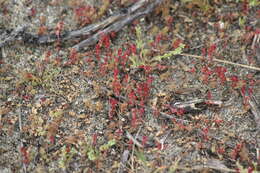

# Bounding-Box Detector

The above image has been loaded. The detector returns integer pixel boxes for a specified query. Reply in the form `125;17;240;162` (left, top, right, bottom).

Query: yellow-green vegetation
59;146;78;169
135;149;148;166
180;0;212;13
85;139;116;161
239;16;246;28
17;71;41;87
153;43;185;61
40;65;62;89
130;25;185;68
231;0;260;6
15;64;61;90
129;25;149;68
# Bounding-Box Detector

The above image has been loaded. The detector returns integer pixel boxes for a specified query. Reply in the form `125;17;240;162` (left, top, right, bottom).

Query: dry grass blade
180;53;260;71
125;130;143;148
18;108;27;173
175;159;236;172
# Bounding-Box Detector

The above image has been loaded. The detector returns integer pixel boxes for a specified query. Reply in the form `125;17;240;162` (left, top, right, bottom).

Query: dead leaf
239;144;249;162
95;101;103;112
166;82;178;91
177;60;190;72
0;107;10;115
65;135;78;145
68;111;77;117
160;71;172;81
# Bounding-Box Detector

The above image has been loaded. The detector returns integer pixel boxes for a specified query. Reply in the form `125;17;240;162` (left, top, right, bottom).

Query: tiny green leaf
100;139;116;151
154;43;185;61
135;150;147;165
87;148;99;161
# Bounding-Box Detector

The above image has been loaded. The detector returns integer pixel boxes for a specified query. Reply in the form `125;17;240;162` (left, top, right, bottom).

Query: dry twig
18;107;27;173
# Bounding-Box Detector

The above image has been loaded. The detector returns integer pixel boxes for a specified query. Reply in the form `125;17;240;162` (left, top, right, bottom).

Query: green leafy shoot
129;25;148;68
59;146;77;169
135;25;143;50
135;149;147;165
84;141;100;161
129;55;145;68
87;148;99;161
100;139;116;151
153;43;185;61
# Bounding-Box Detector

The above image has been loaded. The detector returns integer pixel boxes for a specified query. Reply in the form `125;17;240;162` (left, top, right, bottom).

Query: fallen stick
0;25;27;48
37;0;151;44
73;0;164;50
0;0;164;49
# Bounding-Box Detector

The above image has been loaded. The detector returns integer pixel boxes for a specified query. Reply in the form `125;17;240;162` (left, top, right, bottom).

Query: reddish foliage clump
201;66;213;83
55;21;64;38
242;0;249;15
172;39;183;49
92;133;98;146
68;48;79;64
165;15;174;26
231;143;243;160
207;44;216;59
20;146;30;165
131;108;138;128
217;146;225;155
214;66;227;84
230;75;239;88
95;43;101;61
202;127;209;141
112;80;122;97
142;136;148;147
128;140;133;150
29;7;36;17
128;90;137;106
74;5;95;26
109;98;118;119
136;81;150;100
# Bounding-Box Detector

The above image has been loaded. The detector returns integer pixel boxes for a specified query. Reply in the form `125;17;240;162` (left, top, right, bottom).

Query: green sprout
153;43;185;61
